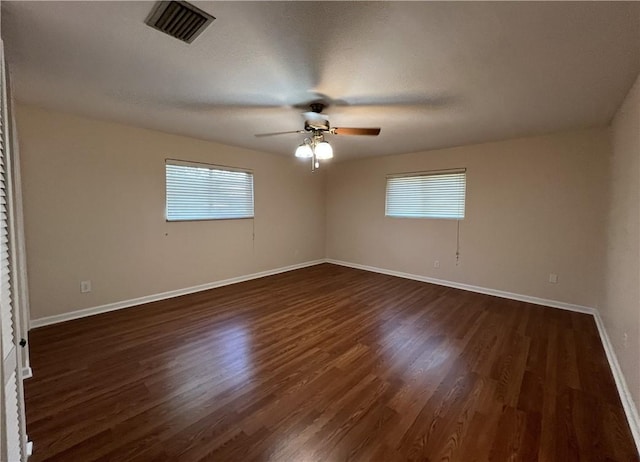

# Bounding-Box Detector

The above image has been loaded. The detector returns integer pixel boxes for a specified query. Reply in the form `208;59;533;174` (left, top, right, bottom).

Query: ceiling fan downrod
309;102;325;114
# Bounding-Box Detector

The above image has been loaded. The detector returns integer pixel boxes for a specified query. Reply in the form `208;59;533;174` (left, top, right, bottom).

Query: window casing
385;169;466;219
165;159;254;221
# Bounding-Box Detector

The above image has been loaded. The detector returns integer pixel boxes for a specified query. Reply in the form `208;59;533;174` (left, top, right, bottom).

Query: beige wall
17;105;326;320
17;104;618;320
326;128;609;308
604;73;640;411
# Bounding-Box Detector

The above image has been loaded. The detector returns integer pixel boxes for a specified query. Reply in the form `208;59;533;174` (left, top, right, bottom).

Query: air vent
145;1;214;44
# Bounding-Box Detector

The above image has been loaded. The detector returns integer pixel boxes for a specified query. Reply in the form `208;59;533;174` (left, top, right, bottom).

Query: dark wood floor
25;264;637;461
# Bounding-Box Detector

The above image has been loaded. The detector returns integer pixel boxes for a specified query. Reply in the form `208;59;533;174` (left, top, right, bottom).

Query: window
385;169;466;219
166;159;254;221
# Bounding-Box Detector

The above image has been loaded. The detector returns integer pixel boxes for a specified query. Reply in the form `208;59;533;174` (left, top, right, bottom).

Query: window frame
385;168;466;220
165;158;255;222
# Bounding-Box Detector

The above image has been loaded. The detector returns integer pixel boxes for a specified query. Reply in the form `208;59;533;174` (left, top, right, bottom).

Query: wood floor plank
24;264;638;461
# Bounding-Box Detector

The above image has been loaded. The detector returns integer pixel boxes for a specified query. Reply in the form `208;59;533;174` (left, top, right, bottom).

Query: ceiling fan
254;102;381;170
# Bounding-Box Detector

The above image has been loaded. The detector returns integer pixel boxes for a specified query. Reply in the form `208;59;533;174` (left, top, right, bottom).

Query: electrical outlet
548;273;558;284
80;280;92;293
433;260;440;269
623;332;629;349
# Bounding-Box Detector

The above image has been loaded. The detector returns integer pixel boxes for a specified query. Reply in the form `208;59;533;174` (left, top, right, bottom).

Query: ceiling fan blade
255;130;305;138
333;127;381;136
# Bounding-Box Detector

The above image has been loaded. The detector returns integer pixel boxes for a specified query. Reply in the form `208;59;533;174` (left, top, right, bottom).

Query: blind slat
385;172;466;219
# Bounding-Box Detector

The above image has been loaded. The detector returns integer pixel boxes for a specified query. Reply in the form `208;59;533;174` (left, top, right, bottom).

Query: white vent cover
145;1;215;44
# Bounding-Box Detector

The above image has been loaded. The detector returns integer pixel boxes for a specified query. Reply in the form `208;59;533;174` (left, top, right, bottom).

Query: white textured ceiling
2;1;639;160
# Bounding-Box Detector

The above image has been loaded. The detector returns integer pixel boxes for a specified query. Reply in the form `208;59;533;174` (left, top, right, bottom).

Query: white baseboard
22;366;32;380
593;312;640;454
30;259;325;328
325;259;595;314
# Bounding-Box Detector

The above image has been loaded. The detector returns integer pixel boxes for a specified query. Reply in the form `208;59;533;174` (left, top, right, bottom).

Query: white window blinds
386;169;466;219
166;160;254;221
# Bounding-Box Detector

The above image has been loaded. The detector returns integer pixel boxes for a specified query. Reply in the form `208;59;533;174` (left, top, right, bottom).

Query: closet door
0;39;26;462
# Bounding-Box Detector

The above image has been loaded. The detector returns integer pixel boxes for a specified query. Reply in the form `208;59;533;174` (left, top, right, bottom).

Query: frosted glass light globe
295;144;313;158
314;141;333;160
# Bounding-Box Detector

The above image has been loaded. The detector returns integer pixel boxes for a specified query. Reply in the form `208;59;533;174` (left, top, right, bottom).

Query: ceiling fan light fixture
295;143;313;158
314;141;333;160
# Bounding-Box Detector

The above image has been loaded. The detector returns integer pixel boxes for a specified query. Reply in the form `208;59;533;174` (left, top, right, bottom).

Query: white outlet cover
548;273;558;284
434;260;440;268
80;280;92;293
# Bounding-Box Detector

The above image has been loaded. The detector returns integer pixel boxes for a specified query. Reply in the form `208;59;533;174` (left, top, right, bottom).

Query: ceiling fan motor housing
305;120;330;132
